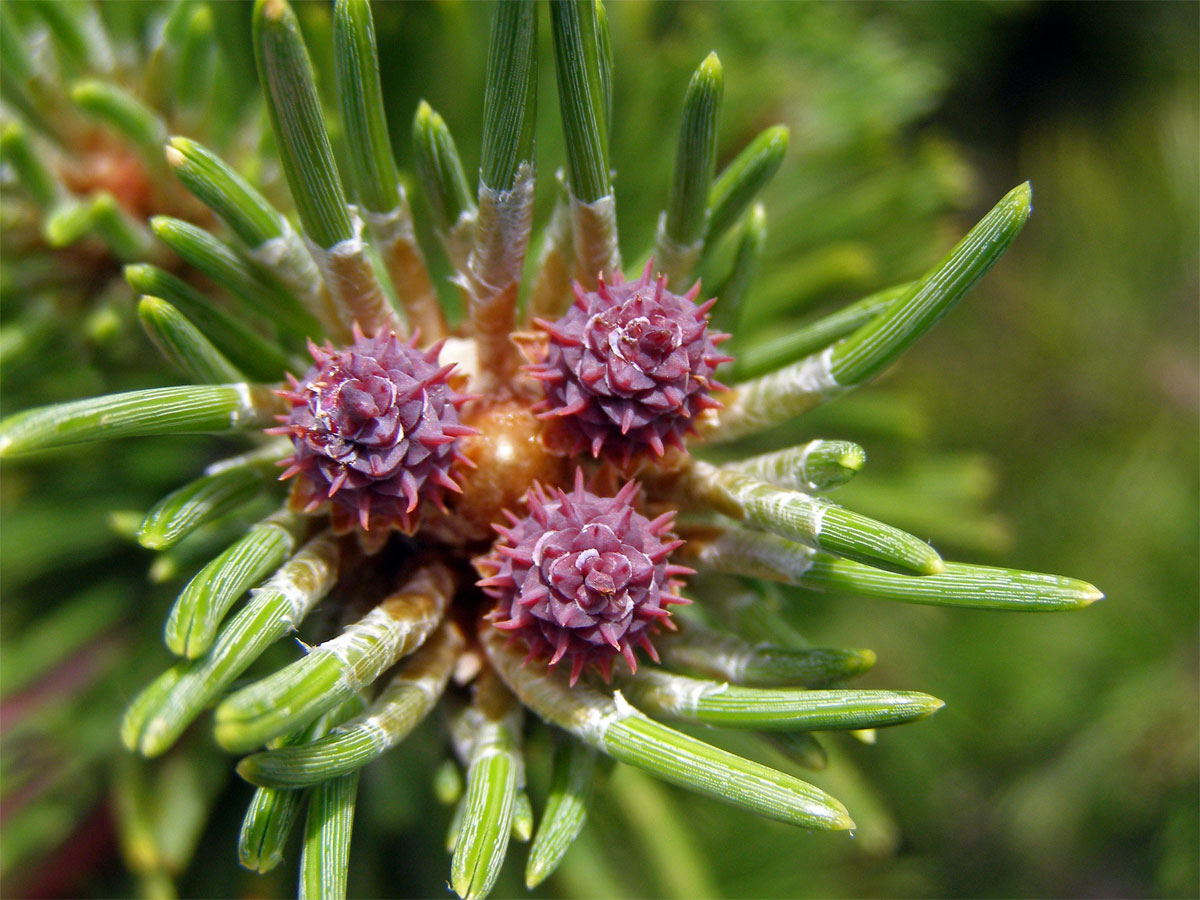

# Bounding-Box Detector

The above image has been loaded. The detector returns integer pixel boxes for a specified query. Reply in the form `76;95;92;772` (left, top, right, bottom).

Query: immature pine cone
477;470;693;684
273;327;475;535
531;261;732;463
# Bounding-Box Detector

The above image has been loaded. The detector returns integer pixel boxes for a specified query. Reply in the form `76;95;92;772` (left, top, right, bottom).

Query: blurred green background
2;1;1196;897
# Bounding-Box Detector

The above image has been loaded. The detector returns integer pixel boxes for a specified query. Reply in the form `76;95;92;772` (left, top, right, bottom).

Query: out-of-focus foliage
877;8;1199;894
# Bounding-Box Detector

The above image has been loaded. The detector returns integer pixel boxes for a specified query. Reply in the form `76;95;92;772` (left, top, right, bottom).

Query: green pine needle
138;467;266;551
664;51;724;252
165;137;285;248
525;740;596;888
412;101;477;241
137;296;247;385
0;385;278;458
707;125;789;249
626;670;945;732
165;510;303;659
334;0;401;214
254;0;354;250
550;0;610;203
480;0;538;193
831;182;1033;385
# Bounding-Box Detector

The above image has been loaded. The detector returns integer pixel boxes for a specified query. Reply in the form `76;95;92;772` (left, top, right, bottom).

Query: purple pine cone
531;261;732;463
476;470;693;685
271;327;476;535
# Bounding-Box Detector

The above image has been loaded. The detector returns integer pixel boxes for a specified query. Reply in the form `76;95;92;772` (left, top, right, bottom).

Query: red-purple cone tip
476;469;694;685
270;326;476;535
531;260;733;463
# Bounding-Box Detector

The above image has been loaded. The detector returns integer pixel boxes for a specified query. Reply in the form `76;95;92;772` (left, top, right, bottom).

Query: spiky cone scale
271;326;477;539
530;260;732;465
476;470;693;685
